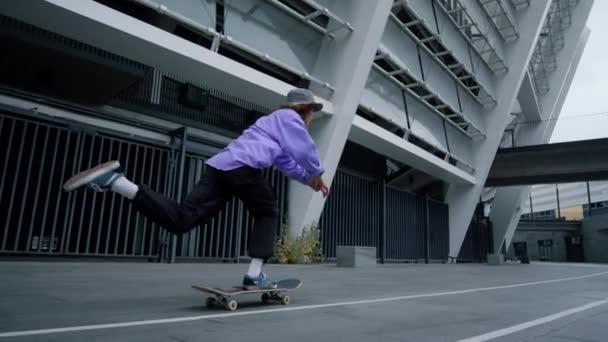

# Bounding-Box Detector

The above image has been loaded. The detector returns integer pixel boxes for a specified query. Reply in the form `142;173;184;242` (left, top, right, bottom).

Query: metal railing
263;0;354;37
528;0;578;96
435;0;509;73
357;105;476;175
130;0;335;92
477;0;520;41
510;0;531;10
390;2;497;107
373;46;486;139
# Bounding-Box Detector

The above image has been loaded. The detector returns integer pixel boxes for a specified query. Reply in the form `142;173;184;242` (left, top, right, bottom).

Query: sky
550;0;608;143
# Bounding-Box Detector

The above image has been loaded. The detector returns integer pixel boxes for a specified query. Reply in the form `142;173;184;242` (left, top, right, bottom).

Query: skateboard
192;278;301;311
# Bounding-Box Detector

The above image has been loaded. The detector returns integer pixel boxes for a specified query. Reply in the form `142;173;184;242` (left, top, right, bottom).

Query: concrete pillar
287;0;392;237
491;20;592;253
445;0;552;258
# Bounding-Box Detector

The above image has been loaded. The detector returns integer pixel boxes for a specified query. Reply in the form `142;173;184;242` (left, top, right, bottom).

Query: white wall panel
224;0;322;74
420;49;460;110
381;18;423;80
362;69;408;128
406;91;449;151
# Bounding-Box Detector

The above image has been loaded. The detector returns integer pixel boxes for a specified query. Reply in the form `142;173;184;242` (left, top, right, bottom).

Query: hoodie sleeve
272;109;324;177
274;153;310;184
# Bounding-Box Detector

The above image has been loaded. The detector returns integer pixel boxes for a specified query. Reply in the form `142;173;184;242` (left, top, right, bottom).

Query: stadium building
0;0;593;263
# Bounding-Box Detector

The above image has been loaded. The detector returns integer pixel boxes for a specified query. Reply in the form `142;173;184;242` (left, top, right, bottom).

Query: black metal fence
0;111;287;261
319;171;450;262
0;112;167;257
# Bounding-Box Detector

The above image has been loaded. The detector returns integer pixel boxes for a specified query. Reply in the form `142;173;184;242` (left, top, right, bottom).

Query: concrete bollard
487;253;505;265
336;246;377;267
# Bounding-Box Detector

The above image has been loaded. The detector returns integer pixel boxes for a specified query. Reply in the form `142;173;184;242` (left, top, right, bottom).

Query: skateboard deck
192;278;301;311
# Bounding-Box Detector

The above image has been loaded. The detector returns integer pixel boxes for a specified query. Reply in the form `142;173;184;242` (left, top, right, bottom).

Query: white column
287;0;392;237
490;21;592;253
445;0;552;258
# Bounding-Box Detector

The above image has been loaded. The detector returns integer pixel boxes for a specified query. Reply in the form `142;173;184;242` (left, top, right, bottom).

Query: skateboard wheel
280;295;290;305
205;297;217;308
226;299;238;311
261;293;271;304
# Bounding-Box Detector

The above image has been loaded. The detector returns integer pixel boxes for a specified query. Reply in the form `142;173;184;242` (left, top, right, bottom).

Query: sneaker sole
63;160;120;192
243;285;278;291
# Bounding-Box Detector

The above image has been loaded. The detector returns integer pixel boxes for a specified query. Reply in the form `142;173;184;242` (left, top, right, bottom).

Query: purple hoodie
206;108;324;184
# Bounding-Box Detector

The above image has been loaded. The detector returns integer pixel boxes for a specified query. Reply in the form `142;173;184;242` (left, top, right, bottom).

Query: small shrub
273;223;324;264
274;224;293;264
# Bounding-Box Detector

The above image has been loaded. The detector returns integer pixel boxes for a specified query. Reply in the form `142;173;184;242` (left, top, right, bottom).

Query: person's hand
308;176;329;198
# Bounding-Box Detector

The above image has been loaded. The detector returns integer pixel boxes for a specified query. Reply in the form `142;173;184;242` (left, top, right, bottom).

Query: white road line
532;262;608;268
457;298;608;342
1;271;607;338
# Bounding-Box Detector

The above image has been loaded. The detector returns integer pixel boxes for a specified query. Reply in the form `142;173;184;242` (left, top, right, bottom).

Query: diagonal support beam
445;0;552;259
287;0;393;239
490;19;592;254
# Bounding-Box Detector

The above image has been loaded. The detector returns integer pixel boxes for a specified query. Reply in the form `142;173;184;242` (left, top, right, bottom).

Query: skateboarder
63;88;329;290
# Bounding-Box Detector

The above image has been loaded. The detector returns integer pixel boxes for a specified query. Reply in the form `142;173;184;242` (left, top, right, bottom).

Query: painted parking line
457;298;608;342
1;271;607;338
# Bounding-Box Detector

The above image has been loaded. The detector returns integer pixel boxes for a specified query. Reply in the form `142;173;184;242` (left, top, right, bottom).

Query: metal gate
319;170;450;262
318;170;381;259
385;187;425;261
0;111;171;258
0;111;287;261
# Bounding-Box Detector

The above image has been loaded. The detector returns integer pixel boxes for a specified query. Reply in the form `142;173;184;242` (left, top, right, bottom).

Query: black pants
131;166;279;259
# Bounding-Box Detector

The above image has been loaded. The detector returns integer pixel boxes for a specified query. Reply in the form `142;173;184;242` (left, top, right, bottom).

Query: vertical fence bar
348;174;354;247
139;146;152;255
171;127;187;263
13;124;39;251
0;118;16;242
86;137;104;254
586;181;592;217
195;161;204;258
158;147;174;262
132;145;148;255
149;148;161;256
105;140;123;255
380;179;386;263
95;138;112;254
235;202;243;262
116;142;132;255
183;158;193;257
77;135;94;254
123;142;139;256
25;125;50;252
40;127;62;254
3;121;27;251
555;184;561;219
222;201;229;259
62;132;84;254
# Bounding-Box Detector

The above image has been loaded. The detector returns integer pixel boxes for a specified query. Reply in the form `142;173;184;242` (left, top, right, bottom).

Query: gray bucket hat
285;88;323;112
